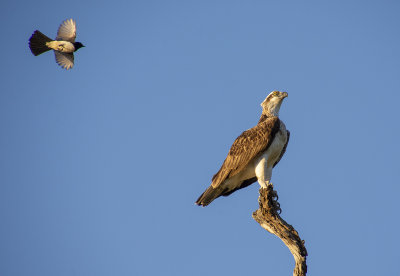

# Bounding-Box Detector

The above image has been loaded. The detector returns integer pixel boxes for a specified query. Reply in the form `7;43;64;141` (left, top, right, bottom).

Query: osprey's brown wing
195;117;281;206
220;129;289;197
211;116;280;188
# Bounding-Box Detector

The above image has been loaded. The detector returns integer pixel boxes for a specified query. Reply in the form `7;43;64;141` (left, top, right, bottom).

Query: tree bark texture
252;184;308;276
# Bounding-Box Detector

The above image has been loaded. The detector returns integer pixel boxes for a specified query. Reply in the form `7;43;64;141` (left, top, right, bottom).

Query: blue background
1;1;399;275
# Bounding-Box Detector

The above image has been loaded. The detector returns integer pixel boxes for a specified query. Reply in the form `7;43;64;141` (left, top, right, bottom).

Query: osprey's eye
273;91;279;96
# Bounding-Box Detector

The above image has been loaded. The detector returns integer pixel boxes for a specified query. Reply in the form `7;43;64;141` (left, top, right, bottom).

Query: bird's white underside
46;41;75;53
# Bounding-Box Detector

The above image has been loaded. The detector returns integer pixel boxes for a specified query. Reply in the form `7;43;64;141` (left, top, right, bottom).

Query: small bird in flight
29;19;84;70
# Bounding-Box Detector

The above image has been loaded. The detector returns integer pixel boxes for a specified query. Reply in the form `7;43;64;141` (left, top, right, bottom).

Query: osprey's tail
195;186;221;207
29;30;52;56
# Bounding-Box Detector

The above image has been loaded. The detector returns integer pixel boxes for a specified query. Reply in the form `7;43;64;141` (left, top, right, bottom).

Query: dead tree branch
252;184;308;276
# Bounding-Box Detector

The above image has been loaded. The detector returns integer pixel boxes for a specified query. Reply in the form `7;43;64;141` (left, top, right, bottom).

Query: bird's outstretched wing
54;51;74;70
56;19;76;42
211;116;281;188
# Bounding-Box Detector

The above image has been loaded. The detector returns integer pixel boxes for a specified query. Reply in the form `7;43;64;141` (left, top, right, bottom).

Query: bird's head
73;42;85;51
261;91;288;117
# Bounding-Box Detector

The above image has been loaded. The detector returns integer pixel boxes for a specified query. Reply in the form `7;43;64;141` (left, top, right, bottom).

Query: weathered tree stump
252;184;307;276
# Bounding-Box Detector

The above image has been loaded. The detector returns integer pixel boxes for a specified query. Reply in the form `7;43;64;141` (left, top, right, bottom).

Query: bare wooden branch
252;184;308;276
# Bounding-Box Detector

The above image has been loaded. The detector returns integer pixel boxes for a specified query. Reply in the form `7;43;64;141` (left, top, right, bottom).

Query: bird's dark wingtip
195;186;219;207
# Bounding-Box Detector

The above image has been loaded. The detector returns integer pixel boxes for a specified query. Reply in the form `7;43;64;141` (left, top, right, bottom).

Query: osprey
29;19;85;70
196;91;289;206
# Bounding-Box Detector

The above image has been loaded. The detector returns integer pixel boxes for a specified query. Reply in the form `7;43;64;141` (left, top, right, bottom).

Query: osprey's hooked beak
281;92;288;98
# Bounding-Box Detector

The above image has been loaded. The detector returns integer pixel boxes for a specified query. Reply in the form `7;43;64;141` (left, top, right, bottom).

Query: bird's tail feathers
195;186;221;207
29;30;52;56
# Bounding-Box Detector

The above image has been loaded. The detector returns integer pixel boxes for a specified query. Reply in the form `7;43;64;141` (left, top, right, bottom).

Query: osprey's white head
261;91;288;117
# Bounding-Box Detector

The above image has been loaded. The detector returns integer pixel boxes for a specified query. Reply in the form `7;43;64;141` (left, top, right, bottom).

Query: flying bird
196;91;290;206
29;19;84;70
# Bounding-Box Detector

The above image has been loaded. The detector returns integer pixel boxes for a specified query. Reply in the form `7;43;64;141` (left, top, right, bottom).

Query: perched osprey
196;91;289;206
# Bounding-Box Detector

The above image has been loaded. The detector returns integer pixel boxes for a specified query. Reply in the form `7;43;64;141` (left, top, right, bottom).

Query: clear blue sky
1;1;399;275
